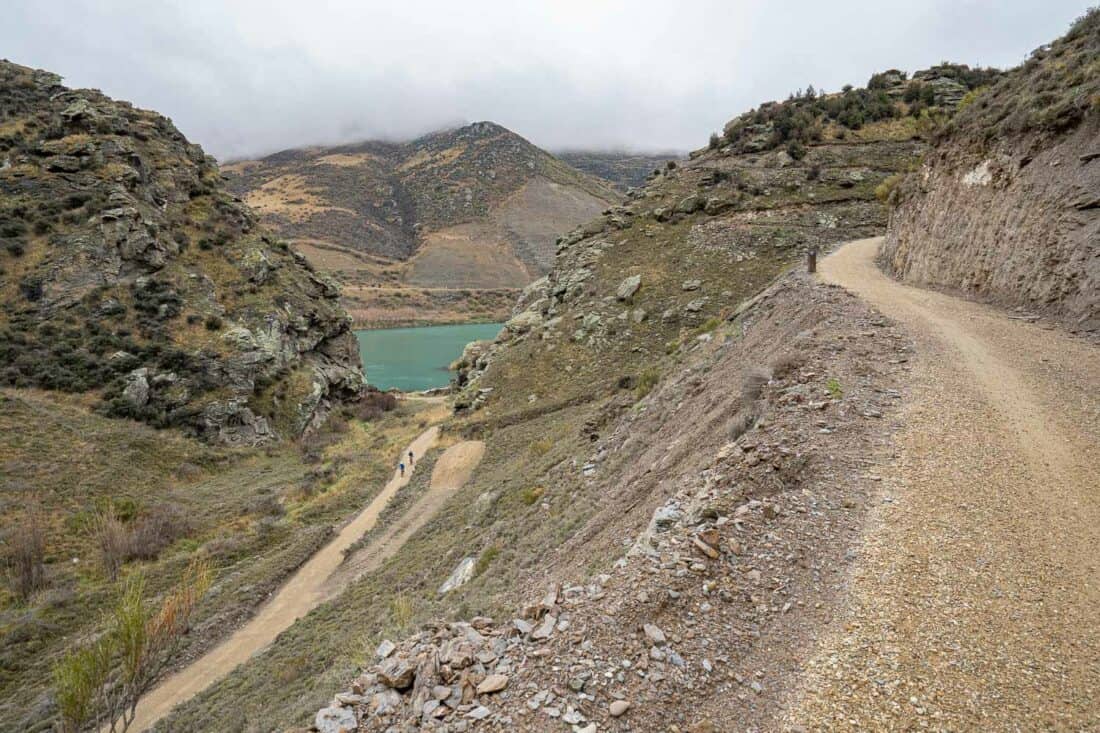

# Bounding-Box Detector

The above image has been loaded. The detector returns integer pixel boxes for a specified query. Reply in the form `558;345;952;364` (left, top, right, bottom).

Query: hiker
399;461;405;477
408;449;415;466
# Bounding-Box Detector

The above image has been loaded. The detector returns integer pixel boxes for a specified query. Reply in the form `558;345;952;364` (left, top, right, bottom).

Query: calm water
355;323;503;392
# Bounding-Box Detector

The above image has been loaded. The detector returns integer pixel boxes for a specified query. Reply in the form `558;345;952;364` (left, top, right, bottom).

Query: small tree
53;559;212;732
708;132;721;150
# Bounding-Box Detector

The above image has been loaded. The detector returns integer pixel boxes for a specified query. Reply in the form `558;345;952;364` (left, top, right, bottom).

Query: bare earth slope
881;11;1100;331
223;123;620;327
792;237;1100;730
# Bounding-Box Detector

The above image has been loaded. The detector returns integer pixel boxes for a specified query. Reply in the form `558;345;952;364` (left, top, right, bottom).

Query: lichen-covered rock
0;61;364;443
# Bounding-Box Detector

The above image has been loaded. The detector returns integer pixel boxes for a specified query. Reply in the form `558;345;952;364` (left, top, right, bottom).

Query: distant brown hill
222;123;620;327
555;150;683;189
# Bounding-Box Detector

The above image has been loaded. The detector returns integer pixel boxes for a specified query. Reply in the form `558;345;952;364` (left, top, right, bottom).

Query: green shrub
520;486;545;505
874;173;905;204
475;545;501;576
635;368;659;399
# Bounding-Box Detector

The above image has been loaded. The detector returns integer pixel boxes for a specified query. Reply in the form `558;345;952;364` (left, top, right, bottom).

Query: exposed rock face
881;15;1100;330
0;61;365;443
882;125;1100;329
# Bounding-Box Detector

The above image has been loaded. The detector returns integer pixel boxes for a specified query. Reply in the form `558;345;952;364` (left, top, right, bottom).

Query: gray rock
315;705;357;733
682;279;702;291
376;639;396;659
610;700;632;717
675;194;705;214
122;368;150;407
377;656;417;690
616;274;642;301
643;623;666;644
439;557;477;594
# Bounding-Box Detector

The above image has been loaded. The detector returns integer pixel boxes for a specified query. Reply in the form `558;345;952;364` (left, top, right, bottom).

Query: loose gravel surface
790;238;1100;731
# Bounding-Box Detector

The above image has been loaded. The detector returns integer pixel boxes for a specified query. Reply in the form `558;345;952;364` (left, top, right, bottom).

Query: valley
2;6;1099;733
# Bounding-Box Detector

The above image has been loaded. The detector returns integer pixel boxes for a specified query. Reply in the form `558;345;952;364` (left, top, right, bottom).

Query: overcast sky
3;1;1091;160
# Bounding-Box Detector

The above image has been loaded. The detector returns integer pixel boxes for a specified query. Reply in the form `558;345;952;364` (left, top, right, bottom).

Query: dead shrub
127;503;192;562
727;409;758;442
5;511;46;601
770;350;806;380
346;389;398;422
92;511;129;580
741;367;771;403
92;503;192;577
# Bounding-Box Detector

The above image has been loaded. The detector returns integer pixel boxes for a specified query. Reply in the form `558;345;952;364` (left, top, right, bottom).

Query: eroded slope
880;11;1100;330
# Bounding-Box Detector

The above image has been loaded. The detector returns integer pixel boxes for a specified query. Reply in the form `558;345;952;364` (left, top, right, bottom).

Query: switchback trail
130;426;446;731
791;238;1100;729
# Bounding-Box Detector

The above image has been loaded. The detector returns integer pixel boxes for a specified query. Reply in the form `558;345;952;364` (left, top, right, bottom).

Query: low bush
5;511;46;601
635;368;659;400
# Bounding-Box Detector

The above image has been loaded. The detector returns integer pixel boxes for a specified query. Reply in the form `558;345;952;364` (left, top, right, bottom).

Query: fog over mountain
3;1;1090;159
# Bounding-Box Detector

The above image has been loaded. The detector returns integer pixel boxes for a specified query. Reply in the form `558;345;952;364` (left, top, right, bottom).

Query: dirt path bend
325;439;485;594
790;238;1100;729
129;426;441;732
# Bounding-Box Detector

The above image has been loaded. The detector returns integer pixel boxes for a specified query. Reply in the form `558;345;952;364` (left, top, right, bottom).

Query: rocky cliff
0;61;365;444
222;124;621;327
880;11;1100;331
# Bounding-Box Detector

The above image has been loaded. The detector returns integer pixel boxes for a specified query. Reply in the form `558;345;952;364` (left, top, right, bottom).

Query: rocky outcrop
0;61;365;443
880;14;1100;331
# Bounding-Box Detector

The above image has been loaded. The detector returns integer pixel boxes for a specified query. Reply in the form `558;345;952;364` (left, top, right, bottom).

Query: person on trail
398;461;405;477
408;449;415;466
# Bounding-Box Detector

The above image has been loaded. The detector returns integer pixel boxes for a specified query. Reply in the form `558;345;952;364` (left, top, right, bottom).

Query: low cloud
3;0;1090;159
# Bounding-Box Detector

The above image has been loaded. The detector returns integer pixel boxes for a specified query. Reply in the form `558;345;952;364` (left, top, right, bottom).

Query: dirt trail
129;427;442;732
325;439;485;593
791;238;1100;729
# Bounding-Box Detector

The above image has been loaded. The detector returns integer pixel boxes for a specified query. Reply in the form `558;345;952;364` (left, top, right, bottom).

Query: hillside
554;150;682;190
0;60;455;733
0;60;364;444
880;11;1100;332
223;124;621;327
151;64;998;731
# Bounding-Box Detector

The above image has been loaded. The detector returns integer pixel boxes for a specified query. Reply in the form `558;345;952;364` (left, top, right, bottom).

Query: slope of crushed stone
309;271;916;732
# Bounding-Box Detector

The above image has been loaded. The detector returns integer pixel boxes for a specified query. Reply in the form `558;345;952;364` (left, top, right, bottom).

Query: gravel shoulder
790;237;1100;730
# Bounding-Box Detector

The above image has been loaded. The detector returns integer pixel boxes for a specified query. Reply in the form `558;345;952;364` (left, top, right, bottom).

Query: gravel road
790;238;1100;730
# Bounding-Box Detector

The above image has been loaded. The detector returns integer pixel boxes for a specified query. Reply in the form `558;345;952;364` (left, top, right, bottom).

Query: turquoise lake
355;322;503;392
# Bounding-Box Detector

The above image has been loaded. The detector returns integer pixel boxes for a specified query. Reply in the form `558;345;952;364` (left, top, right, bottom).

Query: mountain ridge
222;122;621;327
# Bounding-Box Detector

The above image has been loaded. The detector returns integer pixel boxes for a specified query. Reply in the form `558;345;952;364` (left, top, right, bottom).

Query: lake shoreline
356;322;503;392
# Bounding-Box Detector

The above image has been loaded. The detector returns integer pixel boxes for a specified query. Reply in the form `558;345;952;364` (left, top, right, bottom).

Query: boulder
315;705;357;733
378;656;417;690
675;194;705;213
616;274;642;301
122;368;150;408
505;310;542;335
439;557;477;594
